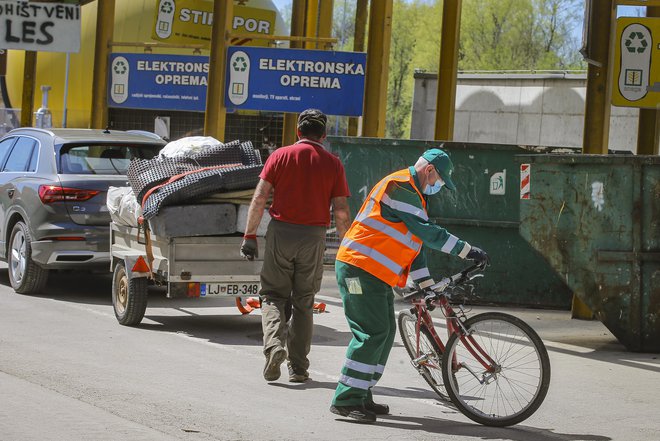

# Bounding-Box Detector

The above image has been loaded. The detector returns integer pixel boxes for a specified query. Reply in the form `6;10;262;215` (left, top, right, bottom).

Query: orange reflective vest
336;168;425;287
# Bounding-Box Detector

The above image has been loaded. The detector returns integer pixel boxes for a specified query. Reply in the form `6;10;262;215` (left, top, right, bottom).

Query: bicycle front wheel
441;312;550;426
398;309;449;401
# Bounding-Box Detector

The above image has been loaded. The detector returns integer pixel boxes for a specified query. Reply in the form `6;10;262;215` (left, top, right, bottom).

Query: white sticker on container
591;181;605;212
490;170;506;195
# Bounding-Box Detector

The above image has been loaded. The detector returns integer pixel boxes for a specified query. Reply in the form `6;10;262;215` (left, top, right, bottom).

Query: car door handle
7;189;15;199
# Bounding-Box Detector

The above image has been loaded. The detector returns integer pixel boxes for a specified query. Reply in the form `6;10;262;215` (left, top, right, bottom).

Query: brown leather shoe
263;347;287;382
288;365;310;383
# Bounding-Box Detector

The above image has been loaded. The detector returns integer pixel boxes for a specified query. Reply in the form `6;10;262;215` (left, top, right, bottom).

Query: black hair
297;108;327;139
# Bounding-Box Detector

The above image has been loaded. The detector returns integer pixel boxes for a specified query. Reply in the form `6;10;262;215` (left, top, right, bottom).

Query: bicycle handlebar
402;261;488;303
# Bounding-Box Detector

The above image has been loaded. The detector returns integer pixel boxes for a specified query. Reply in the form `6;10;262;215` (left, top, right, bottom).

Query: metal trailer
109;222;264;326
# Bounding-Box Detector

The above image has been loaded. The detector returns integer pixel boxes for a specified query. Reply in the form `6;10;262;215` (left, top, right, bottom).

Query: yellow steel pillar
348;0;368;136
282;0;307;147
434;0;462;141
637;5;660;155
582;0;614;155
305;0;319;49
204;0;233;141
362;0;393;138
20;51;37;127
318;0;334;48
90;0;115;129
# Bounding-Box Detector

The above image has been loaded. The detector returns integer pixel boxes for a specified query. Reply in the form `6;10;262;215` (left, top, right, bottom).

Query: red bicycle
397;262;551;426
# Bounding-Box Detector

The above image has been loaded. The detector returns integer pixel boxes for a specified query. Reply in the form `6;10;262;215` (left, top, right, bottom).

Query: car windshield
59;144;161;175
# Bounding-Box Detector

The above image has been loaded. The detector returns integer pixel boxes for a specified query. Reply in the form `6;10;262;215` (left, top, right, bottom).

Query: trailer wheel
112;262;148;326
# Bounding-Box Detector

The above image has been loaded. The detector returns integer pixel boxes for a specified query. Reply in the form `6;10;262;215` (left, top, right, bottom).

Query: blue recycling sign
108;53;209;112
225;47;367;116
108;48;367;116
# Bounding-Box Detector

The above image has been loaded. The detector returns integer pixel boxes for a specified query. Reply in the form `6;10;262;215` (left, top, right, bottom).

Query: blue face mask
423;181;443;195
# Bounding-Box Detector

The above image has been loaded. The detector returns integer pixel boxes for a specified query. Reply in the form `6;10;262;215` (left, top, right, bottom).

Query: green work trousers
260;220;326;375
332;260;396;406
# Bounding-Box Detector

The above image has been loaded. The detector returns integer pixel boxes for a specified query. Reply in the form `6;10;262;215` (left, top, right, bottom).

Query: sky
272;0;290;14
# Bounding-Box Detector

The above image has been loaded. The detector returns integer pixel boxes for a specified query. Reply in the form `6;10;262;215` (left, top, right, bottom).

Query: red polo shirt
260;140;350;226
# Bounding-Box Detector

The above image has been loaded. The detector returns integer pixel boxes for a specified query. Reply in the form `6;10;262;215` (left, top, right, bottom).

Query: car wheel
112;262;148;326
8;221;49;294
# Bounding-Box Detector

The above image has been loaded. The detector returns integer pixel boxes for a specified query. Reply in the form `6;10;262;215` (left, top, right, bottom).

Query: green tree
459;0;583;70
386;0;442;138
326;0;583;137
381;0;584;137
333;0;358;50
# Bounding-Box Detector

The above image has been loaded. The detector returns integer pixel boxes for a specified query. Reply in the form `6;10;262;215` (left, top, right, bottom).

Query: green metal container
327;136;573;308
517;154;660;352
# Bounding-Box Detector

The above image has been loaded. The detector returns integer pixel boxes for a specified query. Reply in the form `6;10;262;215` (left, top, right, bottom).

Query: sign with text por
225;47;367;116
0;1;81;53
612;17;660;109
153;0;276;47
108;53;209;112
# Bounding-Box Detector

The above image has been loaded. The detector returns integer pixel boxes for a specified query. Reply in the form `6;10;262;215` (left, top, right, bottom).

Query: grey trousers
260;220;326;374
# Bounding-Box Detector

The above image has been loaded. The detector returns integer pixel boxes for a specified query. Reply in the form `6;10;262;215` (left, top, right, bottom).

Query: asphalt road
1;263;659;441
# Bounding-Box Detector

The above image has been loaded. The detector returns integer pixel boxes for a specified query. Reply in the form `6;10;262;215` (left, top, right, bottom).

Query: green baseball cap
421;148;456;191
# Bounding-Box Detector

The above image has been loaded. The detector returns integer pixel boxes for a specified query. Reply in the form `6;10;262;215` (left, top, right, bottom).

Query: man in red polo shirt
241;109;351;383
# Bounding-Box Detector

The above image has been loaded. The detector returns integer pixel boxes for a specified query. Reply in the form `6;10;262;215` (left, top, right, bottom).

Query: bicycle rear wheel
398;309;449;401
441;312;550;426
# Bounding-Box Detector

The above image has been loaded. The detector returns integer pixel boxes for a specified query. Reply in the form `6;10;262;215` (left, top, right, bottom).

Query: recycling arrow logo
625;31;648;54
113;60;127;75
233;56;248;72
160;1;174;14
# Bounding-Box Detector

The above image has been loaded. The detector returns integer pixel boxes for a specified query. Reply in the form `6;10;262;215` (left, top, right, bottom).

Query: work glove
240;235;258;261
466;246;490;266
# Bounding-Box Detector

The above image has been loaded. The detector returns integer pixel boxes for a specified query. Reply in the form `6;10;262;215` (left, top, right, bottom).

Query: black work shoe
364;400;390;415
330;405;377;423
263;347;287;382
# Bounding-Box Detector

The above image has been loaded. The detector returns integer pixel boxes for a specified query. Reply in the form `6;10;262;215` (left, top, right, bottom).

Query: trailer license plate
200;283;260;296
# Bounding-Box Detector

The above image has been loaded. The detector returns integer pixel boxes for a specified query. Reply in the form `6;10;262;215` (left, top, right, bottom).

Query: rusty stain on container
518;154;660;352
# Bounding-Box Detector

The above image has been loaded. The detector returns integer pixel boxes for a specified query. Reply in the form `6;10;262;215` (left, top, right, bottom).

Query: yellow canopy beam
20;52;37;127
281;0;308;147
204;0;233;141
90;0;115;129
636;5;660;155
348;0;368;137
362;0;393;138
582;0;614;155
434;0;462;141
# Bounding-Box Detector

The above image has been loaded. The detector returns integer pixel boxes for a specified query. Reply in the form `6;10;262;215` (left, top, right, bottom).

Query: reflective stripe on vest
340;238;404;275
337;169;426;287
381;193;428;220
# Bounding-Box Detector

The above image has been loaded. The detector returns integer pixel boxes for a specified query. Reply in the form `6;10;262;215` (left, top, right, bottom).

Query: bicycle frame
401;263;551;426
409;287;498;378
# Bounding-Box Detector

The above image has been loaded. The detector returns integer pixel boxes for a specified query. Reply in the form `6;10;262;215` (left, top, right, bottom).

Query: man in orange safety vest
330;148;489;423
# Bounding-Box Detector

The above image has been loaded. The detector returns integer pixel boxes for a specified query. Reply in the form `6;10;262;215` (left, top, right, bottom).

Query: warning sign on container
520;164;530;200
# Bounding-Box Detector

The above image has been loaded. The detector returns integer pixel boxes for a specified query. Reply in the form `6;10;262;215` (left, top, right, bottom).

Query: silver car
0;128;165;294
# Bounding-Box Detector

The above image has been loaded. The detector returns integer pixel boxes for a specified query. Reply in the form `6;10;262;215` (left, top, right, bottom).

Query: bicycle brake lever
430;277;451;292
